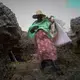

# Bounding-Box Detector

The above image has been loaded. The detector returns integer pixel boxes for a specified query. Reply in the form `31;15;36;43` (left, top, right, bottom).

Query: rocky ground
9;42;80;80
0;2;80;80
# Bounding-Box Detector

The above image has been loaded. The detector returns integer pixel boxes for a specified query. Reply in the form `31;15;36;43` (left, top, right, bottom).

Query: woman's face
37;15;43;20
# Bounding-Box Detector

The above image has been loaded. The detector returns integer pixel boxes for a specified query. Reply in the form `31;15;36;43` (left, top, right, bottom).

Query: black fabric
41;59;54;70
30;26;39;33
41;60;60;71
32;14;45;19
40;59;63;75
52;60;61;71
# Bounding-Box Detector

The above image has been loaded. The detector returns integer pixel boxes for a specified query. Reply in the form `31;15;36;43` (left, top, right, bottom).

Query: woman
28;10;63;75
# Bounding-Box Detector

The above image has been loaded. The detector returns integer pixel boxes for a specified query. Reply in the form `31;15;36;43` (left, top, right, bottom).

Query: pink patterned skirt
34;30;57;62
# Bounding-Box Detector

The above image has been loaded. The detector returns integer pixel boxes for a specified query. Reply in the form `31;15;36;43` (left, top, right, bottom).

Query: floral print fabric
35;30;57;62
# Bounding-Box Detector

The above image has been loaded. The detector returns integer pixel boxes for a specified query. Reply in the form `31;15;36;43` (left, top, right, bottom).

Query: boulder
0;2;22;80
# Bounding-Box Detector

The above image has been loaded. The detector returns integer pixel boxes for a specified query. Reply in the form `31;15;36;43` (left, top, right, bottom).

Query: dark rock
0;2;22;80
69;17;80;54
71;17;80;40
15;31;35;61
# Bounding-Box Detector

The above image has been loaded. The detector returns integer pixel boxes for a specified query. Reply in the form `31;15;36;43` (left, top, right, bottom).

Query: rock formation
69;17;80;54
0;2;35;80
0;2;22;80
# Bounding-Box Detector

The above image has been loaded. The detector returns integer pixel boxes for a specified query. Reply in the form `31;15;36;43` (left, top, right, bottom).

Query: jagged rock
0;2;22;45
71;17;80;40
0;2;22;80
0;2;36;79
69;17;80;54
15;31;35;61
0;2;22;59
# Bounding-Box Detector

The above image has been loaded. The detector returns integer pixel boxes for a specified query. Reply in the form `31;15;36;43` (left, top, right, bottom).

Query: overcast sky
1;0;80;32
